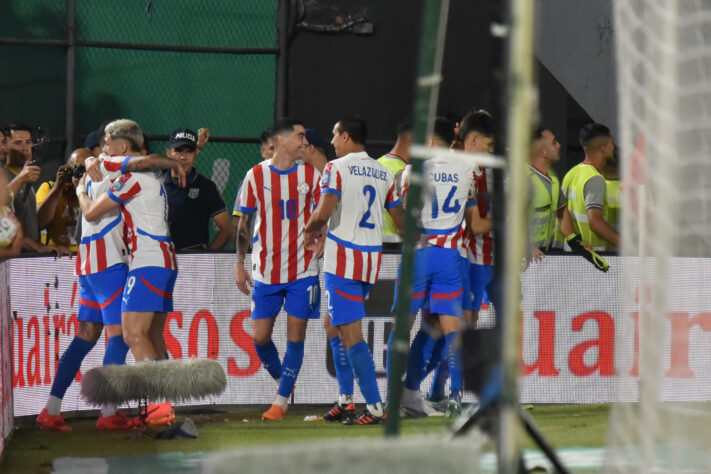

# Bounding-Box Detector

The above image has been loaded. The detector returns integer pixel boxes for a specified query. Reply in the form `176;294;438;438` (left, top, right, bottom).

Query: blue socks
255;340;282;380
404;330;430;390
329;336;354;396
278;341;304;398
443;332;462;393
50;337;95;399
347;341;381;405
103;335;129;366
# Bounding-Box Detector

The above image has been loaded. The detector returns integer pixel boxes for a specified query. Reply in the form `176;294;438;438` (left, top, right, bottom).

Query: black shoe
323;401;355;422
343;408;385;425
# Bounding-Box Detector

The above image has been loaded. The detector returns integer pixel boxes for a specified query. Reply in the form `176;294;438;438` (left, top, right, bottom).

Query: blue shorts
410;246;463;317
252;276;321;320
324;273;372;326
78;264;128;325
122;266;178;313
469;263;494;311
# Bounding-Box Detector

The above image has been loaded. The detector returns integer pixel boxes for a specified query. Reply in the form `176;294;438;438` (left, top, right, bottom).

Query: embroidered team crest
188;188;200;199
111;178;125;192
297;182;310;194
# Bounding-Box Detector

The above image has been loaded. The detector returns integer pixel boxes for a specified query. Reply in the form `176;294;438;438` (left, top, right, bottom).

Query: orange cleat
262;404;287;421
36;408;72;432
96;412;134;431
143;402;175;427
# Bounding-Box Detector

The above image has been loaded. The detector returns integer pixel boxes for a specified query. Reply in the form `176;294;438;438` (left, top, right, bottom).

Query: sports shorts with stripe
78;263;128;325
121;266;178;313
324;273;372;326
410;246;463;317
251;276;321;320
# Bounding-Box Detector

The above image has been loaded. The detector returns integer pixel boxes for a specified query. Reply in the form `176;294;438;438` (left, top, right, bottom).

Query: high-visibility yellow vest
604;179;620;232
561;162;609;251
377;154;406;241
528;166;560;250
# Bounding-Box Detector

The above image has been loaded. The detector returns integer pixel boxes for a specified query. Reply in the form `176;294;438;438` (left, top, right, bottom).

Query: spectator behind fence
36;148;92;251
3;123;70;256
163;128;232;250
0;129;7;164
84;131;102;157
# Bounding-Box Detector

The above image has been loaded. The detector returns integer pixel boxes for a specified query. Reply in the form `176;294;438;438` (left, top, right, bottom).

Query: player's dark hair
459;111;494;141
259;129;272;145
271;118;304;137
579;123;611;149
336;115;367;145
396;119;412;137
142;133;150;154
433;116;455;145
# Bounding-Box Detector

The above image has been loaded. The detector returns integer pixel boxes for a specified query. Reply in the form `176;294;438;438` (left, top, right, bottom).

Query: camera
72;164;86;179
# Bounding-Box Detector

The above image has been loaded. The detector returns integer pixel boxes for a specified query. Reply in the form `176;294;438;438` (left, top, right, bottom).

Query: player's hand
303;227;322;251
315;231;326;259
234;262;252;295
18;161;40;184
84;156;103;182
197;128;210;149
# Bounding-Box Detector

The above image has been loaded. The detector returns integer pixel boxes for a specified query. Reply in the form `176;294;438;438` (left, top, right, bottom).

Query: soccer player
304;115;404;425
36;124;185;431
396;112;495;418
74;120;181;429
234;119;321;421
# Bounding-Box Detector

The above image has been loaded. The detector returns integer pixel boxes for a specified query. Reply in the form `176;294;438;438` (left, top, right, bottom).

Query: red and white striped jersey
238;161;321;284
401;155;476;256
320;151;400;284
466;166;495;265
108;170;177;270
75;155;132;276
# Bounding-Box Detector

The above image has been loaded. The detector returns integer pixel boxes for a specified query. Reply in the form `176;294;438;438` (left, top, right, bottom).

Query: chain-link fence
0;0;280;245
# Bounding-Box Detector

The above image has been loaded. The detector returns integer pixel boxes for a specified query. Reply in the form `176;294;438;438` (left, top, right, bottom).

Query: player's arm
124;155;186;187
388;204;405;235
467;206;492;235
75;175;122;222
304;193;338;251
208;210;233;250
234;212;254;295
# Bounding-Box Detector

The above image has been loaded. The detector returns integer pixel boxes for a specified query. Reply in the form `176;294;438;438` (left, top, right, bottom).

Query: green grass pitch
0;404;610;473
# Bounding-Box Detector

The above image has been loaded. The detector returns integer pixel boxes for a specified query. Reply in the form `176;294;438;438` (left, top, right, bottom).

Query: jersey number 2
358;185;376;229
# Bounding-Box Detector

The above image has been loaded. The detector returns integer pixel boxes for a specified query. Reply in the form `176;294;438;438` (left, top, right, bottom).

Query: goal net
608;0;711;471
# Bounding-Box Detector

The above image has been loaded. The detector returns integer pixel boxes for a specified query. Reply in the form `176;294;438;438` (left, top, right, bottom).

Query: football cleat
401;388;444;417
262;404;287;421
323;401;356;422
143;402;175;427
96;412;134;431
36;408;72;432
445;391;462;419
343;409;385;426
